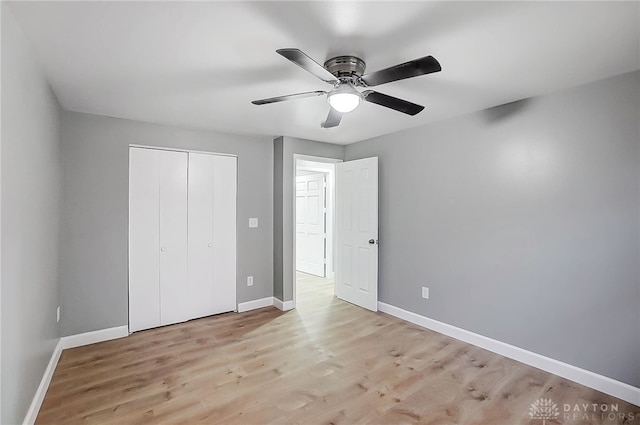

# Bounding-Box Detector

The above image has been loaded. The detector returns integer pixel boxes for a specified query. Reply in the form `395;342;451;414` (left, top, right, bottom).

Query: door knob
368;239;376;245
208;243;212;248
160;247;166;252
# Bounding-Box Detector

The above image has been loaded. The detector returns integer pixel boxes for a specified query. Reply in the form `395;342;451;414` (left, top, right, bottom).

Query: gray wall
60;111;273;336
345;70;640;387
1;5;62;424
273;136;343;302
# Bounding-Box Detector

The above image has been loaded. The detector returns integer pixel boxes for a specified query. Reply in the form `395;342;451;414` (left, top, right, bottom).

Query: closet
128;146;237;333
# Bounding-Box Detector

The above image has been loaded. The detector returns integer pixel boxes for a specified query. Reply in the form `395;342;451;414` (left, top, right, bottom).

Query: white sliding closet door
188;153;237;318
129;148;189;332
211;155;237;313
187;153;215;319
129;147;236;333
158;150;189;326
129;148;161;332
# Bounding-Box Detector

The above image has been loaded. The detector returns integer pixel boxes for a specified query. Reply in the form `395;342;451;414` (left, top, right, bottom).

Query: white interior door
335;157;378;311
129;147;161;332
296;173;326;277
158;150;189;326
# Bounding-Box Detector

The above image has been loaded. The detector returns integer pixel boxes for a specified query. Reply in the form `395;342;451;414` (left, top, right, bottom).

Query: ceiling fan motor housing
324;56;366;80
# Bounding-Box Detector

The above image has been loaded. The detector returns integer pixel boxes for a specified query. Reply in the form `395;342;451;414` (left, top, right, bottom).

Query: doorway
294;156;338;308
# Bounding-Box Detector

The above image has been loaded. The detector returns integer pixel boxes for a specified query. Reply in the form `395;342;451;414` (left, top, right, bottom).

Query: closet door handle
208;243;212;248
160;247;166;252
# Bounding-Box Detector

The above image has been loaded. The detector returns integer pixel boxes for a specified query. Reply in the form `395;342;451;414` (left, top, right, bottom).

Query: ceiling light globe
327;83;362;113
328;93;361;113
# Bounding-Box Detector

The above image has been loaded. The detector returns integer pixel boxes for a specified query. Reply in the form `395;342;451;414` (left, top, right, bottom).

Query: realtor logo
529;398;560;424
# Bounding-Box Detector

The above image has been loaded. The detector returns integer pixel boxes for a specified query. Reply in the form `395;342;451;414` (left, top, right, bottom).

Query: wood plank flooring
36;272;639;424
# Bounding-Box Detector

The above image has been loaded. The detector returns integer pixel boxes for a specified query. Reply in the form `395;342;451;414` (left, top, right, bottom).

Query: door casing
292;155;341;309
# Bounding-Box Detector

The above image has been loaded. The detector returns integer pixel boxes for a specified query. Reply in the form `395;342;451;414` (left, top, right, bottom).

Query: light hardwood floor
36;272;638;424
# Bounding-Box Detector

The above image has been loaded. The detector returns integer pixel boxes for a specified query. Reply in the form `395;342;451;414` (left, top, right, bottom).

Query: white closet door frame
130;144;237;159
128;145;238;332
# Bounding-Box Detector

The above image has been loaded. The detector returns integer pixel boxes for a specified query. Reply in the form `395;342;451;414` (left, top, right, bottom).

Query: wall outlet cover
249;218;259;228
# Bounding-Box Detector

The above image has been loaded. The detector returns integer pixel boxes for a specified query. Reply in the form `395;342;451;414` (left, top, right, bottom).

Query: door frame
292;154;342;309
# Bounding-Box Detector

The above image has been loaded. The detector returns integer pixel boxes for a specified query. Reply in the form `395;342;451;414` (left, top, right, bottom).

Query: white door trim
292;155;342;310
129;144;238;158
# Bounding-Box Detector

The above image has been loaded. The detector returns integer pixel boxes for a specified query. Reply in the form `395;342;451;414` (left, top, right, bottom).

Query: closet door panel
128;148;161;332
187;153;216;319
212;155;237;313
158;150;189;326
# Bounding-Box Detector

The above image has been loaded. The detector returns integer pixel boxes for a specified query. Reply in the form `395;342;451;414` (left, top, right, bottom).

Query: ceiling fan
252;48;441;128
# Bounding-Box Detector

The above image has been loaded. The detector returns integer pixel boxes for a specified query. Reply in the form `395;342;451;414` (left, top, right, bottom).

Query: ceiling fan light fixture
253;49;439;127
327;83;362;113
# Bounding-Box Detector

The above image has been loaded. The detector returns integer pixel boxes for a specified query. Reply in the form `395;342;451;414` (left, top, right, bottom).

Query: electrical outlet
249;218;259;228
422;287;429;299
247;276;254;286
56;306;61;323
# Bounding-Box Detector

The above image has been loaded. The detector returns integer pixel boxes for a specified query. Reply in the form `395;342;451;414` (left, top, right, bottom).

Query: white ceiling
7;1;640;145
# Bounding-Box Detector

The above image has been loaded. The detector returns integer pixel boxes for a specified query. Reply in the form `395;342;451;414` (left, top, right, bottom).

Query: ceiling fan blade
361;56;441;87
321;108;342;128
276;48;338;83
252;90;326;105
362;90;425;116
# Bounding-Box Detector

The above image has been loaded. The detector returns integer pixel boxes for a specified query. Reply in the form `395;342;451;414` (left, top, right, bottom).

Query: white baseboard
378;302;640;406
273;297;294;311
60;325;129;349
237;297;274;313
237;297;294;313
23;326;130;425
22;339;63;425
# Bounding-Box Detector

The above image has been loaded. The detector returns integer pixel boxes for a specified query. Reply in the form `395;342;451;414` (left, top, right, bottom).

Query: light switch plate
249;218;259;228
247;276;254;286
422;287;429;299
